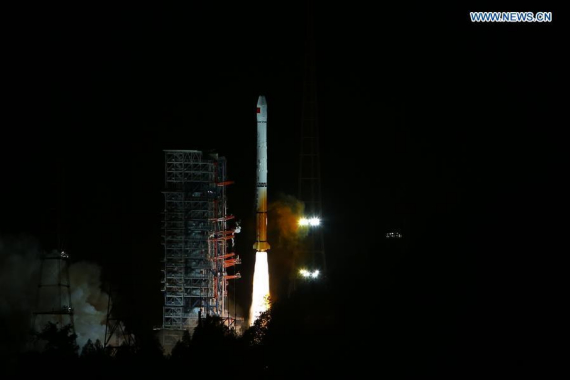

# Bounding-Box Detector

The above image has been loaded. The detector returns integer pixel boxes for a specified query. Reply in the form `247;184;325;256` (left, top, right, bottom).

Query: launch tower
162;150;240;341
32;250;75;334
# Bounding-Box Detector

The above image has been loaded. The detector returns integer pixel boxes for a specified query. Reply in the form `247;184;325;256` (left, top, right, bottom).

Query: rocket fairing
253;95;270;252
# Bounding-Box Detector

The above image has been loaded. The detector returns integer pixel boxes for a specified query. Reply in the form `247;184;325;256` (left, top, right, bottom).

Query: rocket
253;95;270;252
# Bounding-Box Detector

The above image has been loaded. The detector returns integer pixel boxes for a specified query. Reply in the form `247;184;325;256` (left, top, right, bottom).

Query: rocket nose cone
257;95;267;107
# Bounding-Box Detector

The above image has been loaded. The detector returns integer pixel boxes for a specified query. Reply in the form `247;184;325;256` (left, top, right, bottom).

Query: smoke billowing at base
0;235;109;353
68;262;109;348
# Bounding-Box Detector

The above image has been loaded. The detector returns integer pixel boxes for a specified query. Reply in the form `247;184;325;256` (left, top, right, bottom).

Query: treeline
10;284;457;377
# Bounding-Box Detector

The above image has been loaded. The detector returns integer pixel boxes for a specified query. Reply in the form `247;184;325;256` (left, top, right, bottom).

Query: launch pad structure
161;150;240;349
32;250;75;335
104;288;135;355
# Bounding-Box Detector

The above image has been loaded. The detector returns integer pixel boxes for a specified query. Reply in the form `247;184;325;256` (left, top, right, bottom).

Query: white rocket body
253;95;270;252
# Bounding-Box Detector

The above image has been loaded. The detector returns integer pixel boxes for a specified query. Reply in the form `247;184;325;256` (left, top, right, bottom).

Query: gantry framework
162;150;240;335
104;288;135;356
32;250;75;334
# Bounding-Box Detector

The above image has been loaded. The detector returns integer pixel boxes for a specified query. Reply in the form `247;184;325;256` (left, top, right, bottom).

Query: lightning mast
297;1;326;276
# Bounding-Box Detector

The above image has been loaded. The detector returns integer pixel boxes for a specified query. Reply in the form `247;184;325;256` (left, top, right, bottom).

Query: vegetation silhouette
36;322;79;359
11;282;455;377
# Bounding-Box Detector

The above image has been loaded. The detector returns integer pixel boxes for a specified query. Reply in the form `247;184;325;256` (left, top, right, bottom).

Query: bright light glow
250;251;270;325
299;217;321;227
299;268;320;279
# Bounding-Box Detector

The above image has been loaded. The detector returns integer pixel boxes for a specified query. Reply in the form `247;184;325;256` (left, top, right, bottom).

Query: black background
1;1;564;368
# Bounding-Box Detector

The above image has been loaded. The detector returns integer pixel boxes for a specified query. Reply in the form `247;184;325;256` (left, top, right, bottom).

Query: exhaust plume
0;235;109;352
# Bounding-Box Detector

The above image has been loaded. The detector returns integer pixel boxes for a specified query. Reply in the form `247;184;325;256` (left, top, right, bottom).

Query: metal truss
32;251;75;334
162;150;240;334
104;288;135;356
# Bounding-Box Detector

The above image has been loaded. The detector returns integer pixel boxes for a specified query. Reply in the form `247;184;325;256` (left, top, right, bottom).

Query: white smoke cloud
0;236;41;354
0;235;109;352
69;262;109;348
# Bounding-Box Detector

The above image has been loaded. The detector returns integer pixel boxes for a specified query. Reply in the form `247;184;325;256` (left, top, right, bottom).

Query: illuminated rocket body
253;95;270;252
250;95;271;325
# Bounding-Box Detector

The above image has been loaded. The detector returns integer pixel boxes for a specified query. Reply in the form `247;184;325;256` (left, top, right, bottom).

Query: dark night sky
1;1;564;359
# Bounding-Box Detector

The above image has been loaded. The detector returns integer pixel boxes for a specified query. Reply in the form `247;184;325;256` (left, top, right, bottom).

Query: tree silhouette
81;338;105;359
170;330;191;360
242;309;271;346
81;339;95;357
192;315;235;348
36;322;78;359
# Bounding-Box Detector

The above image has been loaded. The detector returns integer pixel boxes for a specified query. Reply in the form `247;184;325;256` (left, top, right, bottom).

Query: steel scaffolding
32;250;75;334
104;288;135;356
162;150;240;338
